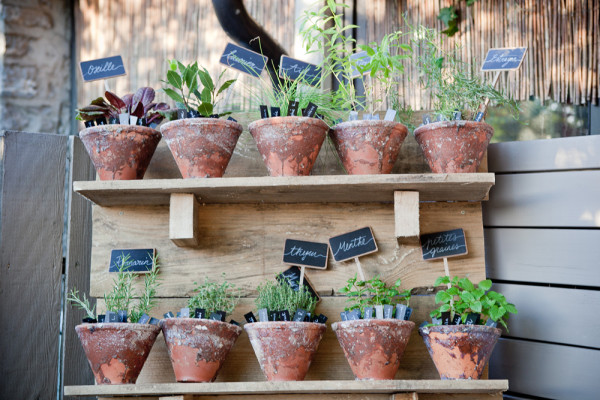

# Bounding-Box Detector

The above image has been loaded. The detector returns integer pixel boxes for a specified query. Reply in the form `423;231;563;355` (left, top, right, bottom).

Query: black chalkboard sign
350;50;372;78
329;227;378;262
79;55;126;82
219;42;268;77
420;229;468;260
481;47;527;71
277;266;320;301
109;249;156;273
279;56;321;86
283;239;328;269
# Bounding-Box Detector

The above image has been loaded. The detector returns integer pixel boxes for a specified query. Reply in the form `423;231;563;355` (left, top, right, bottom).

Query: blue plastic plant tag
485;319;498;328
258;308;269;322
260;105;269;119
271;107;281;117
423;114;431;124
384;109;396;121
244;311;257;323
149;317;159;325
209;312;223;322
374;305;384;319
179;307;190;318
419;321;429;329
474;112;484;122
453;110;462;120
364;307;373;320
371;114;380;120
137;313;150;324
362;113;372;120
383;305;394;319
395;304;407;320
163;311;174;319
194;308;206;319
340;311;349;321
432;317;442;325
176;312;181;318
293;309;307;322
404;307;413;321
348;309;361;320
349;111;358;121
107;311;119;323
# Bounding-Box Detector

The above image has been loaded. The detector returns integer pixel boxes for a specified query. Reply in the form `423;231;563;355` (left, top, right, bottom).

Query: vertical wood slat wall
76;0;600;119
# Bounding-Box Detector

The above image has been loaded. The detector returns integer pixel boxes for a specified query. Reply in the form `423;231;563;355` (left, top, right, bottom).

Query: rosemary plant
67;288;96;320
188;275;241;317
255;281;317;316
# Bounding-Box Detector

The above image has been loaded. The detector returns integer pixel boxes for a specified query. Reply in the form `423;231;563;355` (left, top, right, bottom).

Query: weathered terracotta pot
160;318;242;382
160;118;243;178
330;120;408;174
79;124;161;180
419;324;501;380
244;321;326;381
332;319;415;380
248;116;328;176
413;120;494;173
75;323;160;384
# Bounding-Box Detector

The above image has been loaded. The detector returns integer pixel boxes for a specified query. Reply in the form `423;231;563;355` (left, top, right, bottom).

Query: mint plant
430;276;517;329
255;281;317;316
339;274;411;312
188;275;241;317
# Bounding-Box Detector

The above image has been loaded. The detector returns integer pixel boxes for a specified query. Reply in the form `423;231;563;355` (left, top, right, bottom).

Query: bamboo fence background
76;0;599;112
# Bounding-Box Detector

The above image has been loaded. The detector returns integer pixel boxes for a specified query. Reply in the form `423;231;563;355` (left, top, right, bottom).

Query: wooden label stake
354;257;366;281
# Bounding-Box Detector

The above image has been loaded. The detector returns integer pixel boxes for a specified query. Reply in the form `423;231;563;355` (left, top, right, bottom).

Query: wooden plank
89;201;486;297
0;131;67;400
160;395;393;400
488;135;600;173
74;173;496;206
490;339;600;400
394;191;420;239
169;193;200;247
418;395;502;400
64;379;508;397
492;283;600;348
485;228;600;287
483;171;600;227
62;137;96;395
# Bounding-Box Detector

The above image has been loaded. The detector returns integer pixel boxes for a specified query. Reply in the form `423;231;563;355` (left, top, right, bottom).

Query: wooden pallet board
89;201;485;298
74;174;495;207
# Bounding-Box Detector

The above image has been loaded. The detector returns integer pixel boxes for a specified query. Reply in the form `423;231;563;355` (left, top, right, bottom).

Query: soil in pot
244;321;326;381
160;318;242;382
419;324;501;380
79;124;161;180
413;120;494;173
75;323;160;384
160;118;243;178
332;319;415;380
330;120;408;174
248;116;328;176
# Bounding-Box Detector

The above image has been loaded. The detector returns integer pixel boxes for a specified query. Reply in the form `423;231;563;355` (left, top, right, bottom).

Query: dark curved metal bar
212;0;287;87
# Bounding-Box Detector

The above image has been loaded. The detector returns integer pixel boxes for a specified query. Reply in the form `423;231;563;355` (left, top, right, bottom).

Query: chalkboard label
109;249;156;273
283;239;328;269
350;50;372;78
79;55;126;82
481;47;527;71
420;228;468;260
277;266;320;301
279;55;321;85
329;227;378;262
219;42;268;77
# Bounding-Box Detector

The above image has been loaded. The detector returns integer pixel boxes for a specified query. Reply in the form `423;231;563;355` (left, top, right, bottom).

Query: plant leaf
198;102;213;117
167;70;183;90
105;91;126;109
478;279;492;291
163;88;185;104
133;87;155;107
217;79;236;96
198;67;214;91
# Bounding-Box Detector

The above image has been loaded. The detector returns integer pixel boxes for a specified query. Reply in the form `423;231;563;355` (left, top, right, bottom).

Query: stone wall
0;0;72;135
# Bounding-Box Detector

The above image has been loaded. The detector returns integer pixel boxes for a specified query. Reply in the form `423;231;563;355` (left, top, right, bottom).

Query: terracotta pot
160;118;243;178
419;324;501;380
160;318;242;382
413;120;494;173
330;120;408;174
244;321;326;381
332;319;415;380
248;116;328;176
75;323;160;384
79;124;161;180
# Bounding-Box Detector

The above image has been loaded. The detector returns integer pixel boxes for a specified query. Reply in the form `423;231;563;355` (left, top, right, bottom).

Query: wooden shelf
64;379;508;397
73;173;495;207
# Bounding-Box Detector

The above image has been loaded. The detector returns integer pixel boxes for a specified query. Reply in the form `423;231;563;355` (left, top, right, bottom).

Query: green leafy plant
438;1;480;37
409;24;519;120
339;274;411;313
255;280;317;316
188;275;241;317
300;1;410;116
67;287;96;320
430;276;517;330
162;60;235;117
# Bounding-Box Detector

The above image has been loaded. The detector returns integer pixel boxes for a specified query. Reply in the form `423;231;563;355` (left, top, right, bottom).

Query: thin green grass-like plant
67;288;96;320
188;274;241;317
255;281;317;316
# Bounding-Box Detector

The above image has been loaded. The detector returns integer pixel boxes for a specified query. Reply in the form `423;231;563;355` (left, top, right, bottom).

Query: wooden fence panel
0;131;67;400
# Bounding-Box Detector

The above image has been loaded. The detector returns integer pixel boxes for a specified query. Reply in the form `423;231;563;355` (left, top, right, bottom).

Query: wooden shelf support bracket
394;191;420;240
169;193;200;247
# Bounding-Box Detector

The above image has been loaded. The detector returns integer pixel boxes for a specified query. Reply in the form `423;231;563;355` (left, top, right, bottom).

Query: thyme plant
339;274;411;313
255;281;317;316
188;275;241;317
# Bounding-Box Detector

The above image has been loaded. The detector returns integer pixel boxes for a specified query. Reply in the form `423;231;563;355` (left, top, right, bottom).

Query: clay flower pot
248;116;329;176
419;324;501;380
79;124;161;180
413;120;494;173
160;118;243;178
244;321;326;381
332;319;415;380
330;120;408;174
160;318;242;382
75;323;160;384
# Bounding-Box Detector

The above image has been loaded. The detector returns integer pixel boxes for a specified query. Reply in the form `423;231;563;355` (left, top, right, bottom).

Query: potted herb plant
410;25;519;173
244;280;326;381
419;275;517;379
160;276;242;383
160;60;243;178
300;2;410;174
332;275;414;380
247;68;334;176
67;255;161;385
76;87;167;180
